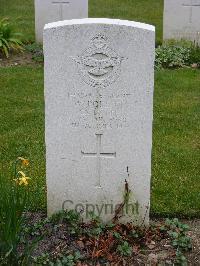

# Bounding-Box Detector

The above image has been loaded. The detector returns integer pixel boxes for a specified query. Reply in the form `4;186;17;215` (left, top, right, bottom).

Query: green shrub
155;44;190;69
155;40;200;69
0;18;24;58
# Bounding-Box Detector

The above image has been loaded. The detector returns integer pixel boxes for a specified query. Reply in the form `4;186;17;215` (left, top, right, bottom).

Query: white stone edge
44;18;155;32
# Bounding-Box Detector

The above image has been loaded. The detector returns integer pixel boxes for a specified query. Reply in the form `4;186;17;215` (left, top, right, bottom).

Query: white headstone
44;18;155;224
34;0;88;43
163;0;200;44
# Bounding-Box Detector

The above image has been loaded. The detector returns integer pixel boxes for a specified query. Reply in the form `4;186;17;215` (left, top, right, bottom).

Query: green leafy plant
155;40;200;69
33;252;83;266
171;235;192;251
50;210;81;235
165;218;190;234
25;42;44;62
165;218;192;265
22;217;50;237
175;250;187;265
113;232;122;239
0;157;33;265
32;252;51;265
0;18;24;58
155;44;190;69
52;252;83;266
117;241;132;257
81;214;106;237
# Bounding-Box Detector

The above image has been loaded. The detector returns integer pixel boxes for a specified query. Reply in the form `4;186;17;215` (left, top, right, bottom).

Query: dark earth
21;212;200;265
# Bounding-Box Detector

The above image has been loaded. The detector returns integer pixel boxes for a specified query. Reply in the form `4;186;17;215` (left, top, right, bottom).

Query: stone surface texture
44;18;155;224
163;0;200;43
34;0;88;43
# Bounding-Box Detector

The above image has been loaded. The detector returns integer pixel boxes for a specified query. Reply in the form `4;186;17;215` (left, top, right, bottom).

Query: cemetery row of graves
0;0;200;265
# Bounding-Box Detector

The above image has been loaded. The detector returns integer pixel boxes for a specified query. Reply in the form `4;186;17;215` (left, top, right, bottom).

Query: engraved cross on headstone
182;1;200;23
81;134;116;187
52;0;70;20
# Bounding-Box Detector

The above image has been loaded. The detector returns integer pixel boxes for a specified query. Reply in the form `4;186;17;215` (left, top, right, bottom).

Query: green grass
0;66;46;209
0;0;163;43
0;0;35;42
0;66;199;217
152;69;200;217
89;0;163;44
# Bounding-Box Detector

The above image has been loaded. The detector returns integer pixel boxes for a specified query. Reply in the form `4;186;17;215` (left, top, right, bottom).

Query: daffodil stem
14;160;17;178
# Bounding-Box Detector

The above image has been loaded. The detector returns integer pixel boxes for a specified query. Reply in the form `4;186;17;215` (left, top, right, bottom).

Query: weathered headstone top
163;0;200;43
44;18;155;224
34;0;88;43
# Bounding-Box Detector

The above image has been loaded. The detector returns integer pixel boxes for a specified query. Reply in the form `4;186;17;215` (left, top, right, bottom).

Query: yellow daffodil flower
18;171;31;186
17;157;29;166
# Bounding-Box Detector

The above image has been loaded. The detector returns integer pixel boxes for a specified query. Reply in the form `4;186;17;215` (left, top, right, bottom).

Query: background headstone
44;18;155;224
34;0;88;43
163;0;200;44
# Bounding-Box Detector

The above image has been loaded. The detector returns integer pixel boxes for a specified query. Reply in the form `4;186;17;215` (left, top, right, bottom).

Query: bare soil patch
0;51;42;67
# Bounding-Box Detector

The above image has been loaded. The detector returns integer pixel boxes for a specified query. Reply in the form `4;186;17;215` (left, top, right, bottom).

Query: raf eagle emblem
73;34;125;88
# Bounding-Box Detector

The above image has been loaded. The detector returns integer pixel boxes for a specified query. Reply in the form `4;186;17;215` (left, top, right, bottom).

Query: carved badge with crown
73;34;125;88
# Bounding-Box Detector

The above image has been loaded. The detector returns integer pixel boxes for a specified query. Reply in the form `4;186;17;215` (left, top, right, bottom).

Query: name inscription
67;90;132;130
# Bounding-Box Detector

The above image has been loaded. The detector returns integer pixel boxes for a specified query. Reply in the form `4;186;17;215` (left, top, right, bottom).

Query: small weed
50;210;81;235
35;252;83;266
25;42;43;62
171;235;192;251
32;252;51;265
117;241;132;257
130;230;139;239
165;218;192;260
52;252;83;266
175;250;187;266
113;232;122;239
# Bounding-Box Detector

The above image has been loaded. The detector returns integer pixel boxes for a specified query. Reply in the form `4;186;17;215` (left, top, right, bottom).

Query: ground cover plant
0;183;196;266
155;41;200;69
18;211;194;265
25;43;43;63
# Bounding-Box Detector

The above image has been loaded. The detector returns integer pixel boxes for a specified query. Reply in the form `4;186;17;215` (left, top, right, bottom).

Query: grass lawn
0;66;199;217
153;69;200;217
0;66;46;209
0;0;163;43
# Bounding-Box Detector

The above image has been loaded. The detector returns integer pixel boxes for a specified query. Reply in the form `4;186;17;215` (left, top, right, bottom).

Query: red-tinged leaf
85;240;92;246
106;253;114;261
93;249;103;258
